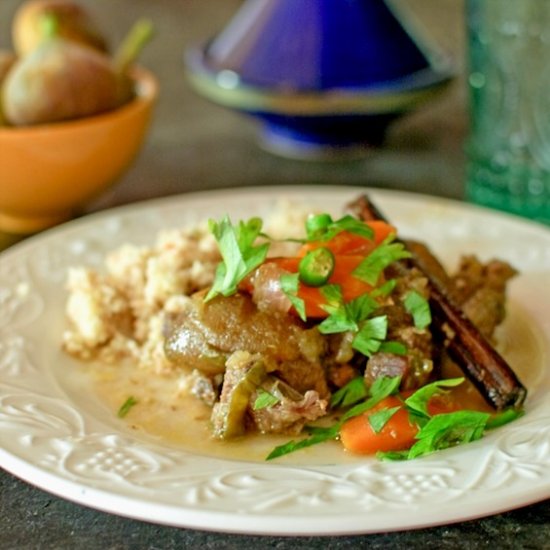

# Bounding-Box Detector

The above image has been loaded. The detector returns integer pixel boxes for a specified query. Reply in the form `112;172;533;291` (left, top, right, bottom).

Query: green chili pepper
305;213;333;240
298;247;335;287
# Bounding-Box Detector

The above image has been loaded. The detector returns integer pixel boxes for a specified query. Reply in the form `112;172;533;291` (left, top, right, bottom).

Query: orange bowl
0;66;158;234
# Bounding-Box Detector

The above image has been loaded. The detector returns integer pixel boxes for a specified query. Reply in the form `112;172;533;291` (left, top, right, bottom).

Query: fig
2;18;153;126
2;39;118;126
12;0;108;57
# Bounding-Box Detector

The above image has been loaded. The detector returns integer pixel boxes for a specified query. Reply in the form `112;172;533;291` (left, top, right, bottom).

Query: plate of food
0;186;549;535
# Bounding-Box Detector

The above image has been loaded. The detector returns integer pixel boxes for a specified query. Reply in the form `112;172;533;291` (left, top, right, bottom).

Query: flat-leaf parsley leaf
206;216;269;301
404;290;432;330
353;237;411;286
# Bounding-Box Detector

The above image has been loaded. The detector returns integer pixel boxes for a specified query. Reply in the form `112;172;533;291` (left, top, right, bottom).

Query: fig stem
113;18;154;75
39;13;60;41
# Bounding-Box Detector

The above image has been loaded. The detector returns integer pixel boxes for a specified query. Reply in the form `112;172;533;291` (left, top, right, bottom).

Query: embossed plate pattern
1;186;550;535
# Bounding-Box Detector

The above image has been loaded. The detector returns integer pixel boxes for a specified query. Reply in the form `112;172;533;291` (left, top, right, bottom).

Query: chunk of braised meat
184;369;222;407
250;376;327;435
449;256;517;341
327;361;360;389
164;291;329;397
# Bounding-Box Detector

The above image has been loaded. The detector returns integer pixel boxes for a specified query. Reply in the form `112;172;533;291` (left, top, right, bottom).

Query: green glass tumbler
465;0;550;225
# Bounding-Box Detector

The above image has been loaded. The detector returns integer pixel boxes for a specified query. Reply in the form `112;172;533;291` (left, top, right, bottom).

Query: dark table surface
1;0;549;548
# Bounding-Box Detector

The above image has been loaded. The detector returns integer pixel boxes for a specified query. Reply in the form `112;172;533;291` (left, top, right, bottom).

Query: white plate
1;186;550;535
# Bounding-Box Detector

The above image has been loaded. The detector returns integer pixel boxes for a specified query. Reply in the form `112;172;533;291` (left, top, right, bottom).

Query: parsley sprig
318;285;378;334
403;290;432;330
352;236;411;286
317;286;406;358
352;315;389;357
205;216;270;301
280;273;307;321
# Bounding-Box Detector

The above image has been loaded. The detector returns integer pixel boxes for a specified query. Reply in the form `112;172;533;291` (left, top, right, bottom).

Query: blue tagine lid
186;0;454;158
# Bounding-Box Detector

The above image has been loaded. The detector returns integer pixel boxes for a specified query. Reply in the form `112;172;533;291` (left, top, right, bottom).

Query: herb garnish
404;378;464;418
117;396;138;418
378;341;408;355
352;315;388;357
280;273;307;321
318;286;407;358
330;377;368;408
319;285;381;332
253;389;280;410
205;216;270;301
403;290;432;330
353;236;411;286
371;278;397;298
368;406;401;434
340;376;401;422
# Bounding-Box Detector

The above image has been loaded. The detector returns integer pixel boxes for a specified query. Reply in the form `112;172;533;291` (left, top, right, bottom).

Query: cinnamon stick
348;195;527;410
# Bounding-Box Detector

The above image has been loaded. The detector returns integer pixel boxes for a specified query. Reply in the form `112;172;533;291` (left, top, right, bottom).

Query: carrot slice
340;396;417;454
340;394;461;455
